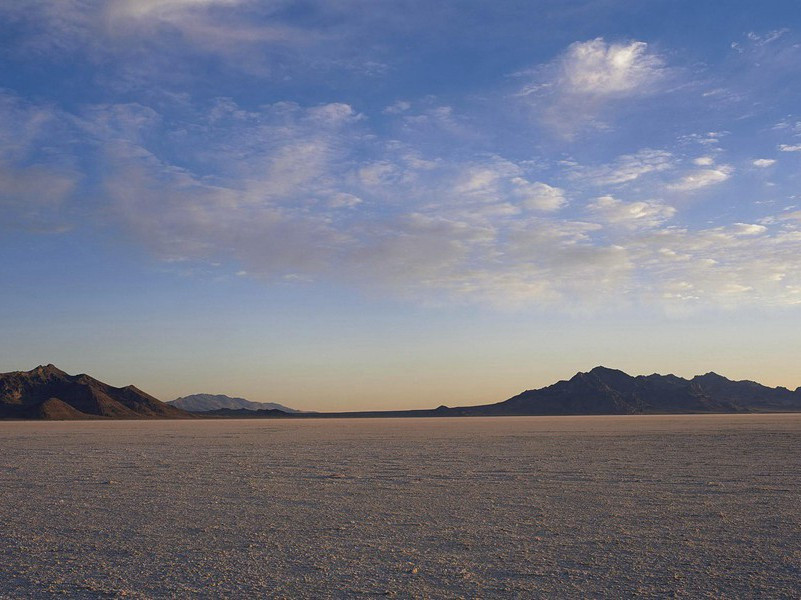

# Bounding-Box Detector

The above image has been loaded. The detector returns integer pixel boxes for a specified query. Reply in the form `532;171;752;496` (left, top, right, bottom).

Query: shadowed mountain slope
0;365;192;420
168;394;299;413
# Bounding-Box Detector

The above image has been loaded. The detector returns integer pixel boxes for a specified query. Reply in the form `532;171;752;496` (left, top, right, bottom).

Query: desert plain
1;415;799;598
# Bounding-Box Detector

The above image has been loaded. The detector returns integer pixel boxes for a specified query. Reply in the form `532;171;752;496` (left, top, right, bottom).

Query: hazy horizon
3;1;801;411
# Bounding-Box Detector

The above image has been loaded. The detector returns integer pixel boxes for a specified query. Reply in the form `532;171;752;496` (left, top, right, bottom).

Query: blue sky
2;1;801;409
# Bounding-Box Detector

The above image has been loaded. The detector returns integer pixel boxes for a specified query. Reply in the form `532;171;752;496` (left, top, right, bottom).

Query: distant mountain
5;364;800;420
0;365;191;420
168;394;300;413
452;366;801;416
209;366;801;419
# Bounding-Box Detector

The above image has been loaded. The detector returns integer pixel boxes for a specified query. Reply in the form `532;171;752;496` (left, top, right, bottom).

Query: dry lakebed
1;415;800;598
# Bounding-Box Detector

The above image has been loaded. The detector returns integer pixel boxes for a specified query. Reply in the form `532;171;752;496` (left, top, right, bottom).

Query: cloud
573;148;674;186
0;93;80;231
668;165;733;191
746;29;789;46
556;38;665;97
627;222;801;307
328;193;362;209
730;223;767;236
772;119;801;134
520;38;668;136
107;0;245;19
588;195;675;229
779;144;801;152
752;158;776;168
383;100;411;115
511;180;566;212
447;159;565;213
5;92;801;311
0;0;336;86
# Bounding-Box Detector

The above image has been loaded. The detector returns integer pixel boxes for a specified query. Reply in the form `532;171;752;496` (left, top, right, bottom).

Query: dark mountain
0;365;192;420
4;364;800;420
451;366;801;416
168;393;299;413
208;366;801;419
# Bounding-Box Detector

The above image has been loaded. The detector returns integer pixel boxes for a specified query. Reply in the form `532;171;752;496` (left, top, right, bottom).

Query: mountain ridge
205;365;801;418
168;393;300;413
0;365;192;420
3;364;801;420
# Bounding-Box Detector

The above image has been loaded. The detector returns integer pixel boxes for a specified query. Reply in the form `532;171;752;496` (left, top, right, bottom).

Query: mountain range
205;366;801;418
0;365;190;419
453;366;801;416
3;364;801;420
168;394;299;413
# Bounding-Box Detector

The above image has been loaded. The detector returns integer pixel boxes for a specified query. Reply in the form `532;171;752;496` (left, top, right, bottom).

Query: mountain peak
693;372;730;382
1;365;191;420
168;393;299;413
572;366;633;384
32;364;67;377
588;366;628;376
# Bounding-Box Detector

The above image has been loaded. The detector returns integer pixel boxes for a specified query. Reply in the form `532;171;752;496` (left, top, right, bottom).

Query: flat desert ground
1;415;800;598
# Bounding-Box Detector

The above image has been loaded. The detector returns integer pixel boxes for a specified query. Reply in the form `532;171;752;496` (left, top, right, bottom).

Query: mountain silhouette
450;366;801;416
0;365;191;420
3;364;801;420
168;394;300;413
207;366;801;418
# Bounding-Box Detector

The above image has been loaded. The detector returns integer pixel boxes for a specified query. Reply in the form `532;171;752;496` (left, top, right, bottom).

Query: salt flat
1;415;800;598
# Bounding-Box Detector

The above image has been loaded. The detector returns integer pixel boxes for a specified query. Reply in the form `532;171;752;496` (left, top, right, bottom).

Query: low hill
0;365;192;420
168;393;299;413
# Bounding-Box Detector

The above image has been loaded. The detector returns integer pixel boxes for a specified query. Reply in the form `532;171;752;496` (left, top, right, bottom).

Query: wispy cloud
571;148;674;186
0;0;335;85
519;38;669;137
3;92;799;311
588;196;675;229
668;165;733;192
0;93;80;232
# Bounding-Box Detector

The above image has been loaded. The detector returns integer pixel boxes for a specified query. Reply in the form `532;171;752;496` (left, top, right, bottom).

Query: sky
2;0;801;410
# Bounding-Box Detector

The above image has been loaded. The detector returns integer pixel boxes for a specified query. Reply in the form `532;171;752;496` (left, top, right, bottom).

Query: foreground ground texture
1;415;799;598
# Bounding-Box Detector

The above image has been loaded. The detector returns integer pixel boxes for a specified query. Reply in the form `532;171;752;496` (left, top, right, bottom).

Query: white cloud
448;160;565;213
730;223;767;236
772;119;801;134
107;0;244;19
588;195;676;229
746;29;789;46
328;193;362;209
558;38;665;97
0;0;332;85
521;38;668;136
511;180;566;212
668;165;733;191
779;144;801;152
0;93;80;231
628;222;801;307
753;158;776;168
383;100;411;115
574;149;674;186
6;92;801;311
693;156;714;166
